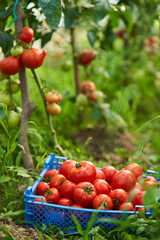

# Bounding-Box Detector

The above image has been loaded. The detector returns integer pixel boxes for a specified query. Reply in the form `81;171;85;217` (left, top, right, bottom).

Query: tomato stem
84;186;93;194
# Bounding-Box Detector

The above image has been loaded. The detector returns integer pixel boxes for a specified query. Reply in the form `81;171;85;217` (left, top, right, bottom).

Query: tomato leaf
87;30;97;47
92;106;102;122
41;31;54;47
38;0;61;30
0;175;11;184
64;6;79;29
0;30;14;55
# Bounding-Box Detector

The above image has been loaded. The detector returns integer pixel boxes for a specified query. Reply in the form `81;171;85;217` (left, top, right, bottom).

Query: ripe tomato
11;45;23;56
36;182;50;196
145;176;158;183
71;204;83;208
45;188;61;204
119;202;134;211
128;188;141;203
44;169;59;183
133;191;145;206
8;110;20;129
0;56;21;75
80;81;96;94
58;198;74;206
124;163;143;179
95;169;106;180
116;28;126;38
142;180;158;190
92;179;111;195
45;91;61;103
46;103;61;115
18;27;34;44
68;161;96;184
34;196;47;203
21;48;46;69
88;92;97;101
50;174;66;190
59;160;77;179
60;180;76;199
101;166;117;184
0;92;11;106
111;170;136;192
93;194;113;210
6;80;20;94
73;182;97;208
79;49;95;66
108;189;128;210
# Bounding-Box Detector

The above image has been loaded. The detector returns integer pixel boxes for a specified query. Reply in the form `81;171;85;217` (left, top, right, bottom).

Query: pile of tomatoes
0;27;46;76
35;160;158;211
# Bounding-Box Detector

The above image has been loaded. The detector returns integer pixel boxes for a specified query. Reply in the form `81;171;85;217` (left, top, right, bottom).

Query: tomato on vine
0;56;21;75
47;103;61;115
18;27;34;44
8;110;20;129
45;91;61;103
21;48;46;69
6;80;20;94
11;46;23;56
0;92;12;106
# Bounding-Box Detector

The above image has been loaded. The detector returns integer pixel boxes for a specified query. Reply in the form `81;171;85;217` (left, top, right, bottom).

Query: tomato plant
73;182;97;208
68;161;96;183
18;27;34;44
93;194;113;210
21;48;47;69
111;170;136;192
0;56;21;75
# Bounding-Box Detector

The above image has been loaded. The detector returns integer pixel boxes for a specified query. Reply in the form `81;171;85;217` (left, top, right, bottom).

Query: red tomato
111;170;136;192
80;81;96;94
95;169;106;180
101;166;117;183
73;182;97;208
134;182;145;191
128;188;141;203
50;174;66;190
0;56;21;75
34;196;47;203
93;194;113;210
119;202;134;211
44;169;59;182
124;163;143;179
142;180;158;190
44;188;61;204
71;204;84;208
92;179;111;195
108;189;128;210
68;161;96;183
58;198;73;206
21;48;46;69
133;191;145;206
59;160;77;179
36;182;50;196
145;176;158;183
79;50;95;65
60;180;76;199
18;27;34;44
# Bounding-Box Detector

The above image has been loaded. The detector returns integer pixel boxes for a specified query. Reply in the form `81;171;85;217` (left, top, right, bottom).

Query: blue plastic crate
24;153;157;233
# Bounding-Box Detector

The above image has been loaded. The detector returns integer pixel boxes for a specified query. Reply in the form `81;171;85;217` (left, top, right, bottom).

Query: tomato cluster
0;27;46;76
80;80;97;101
79;49;95;66
45;90;62;115
35;161;158;212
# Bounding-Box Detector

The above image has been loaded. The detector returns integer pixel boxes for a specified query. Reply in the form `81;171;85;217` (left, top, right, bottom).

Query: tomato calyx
45;176;52;184
75;163;82;169
113;199;120;206
61;180;66;185
44;188;52;196
84;186;94;194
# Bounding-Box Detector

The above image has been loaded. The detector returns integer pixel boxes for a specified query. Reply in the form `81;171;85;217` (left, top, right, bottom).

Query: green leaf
87;30;97;47
0;107;6;119
41;31;54;47
0;30;14;54
0;175;11;184
92;106;102;122
38;0;61;30
64;6;79;29
143;188;160;206
0;0;8;10
84;211;99;238
17;170;30;178
0;210;25;220
72;215;84;236
136;226;145;235
0;5;13;20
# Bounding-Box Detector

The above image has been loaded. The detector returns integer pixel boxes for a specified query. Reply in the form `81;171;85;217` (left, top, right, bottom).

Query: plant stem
31;69;66;156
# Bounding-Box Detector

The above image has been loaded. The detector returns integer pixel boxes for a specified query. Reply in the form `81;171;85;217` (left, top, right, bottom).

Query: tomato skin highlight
36;182;50;196
68;161;96;184
60;180;76;199
95;169;106;180
0;56;21;75
124;163;143;179
50;174;66;190
58;198;74;206
101;166;117;184
21;48;46;69
73;182;97;208
108;189;128;210
92;179;111;195
93;194;113;210
111;170;136;192
59;160;77;179
18;27;34;44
